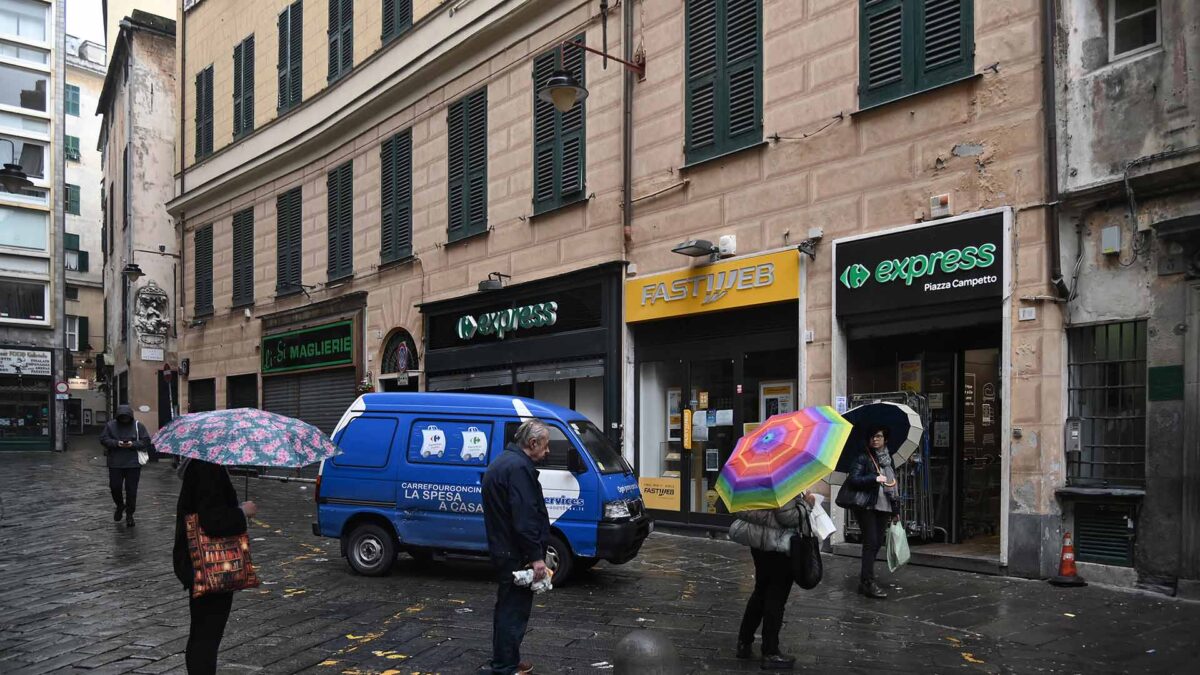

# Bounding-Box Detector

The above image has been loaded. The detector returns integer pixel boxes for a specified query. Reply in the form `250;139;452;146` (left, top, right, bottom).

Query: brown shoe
518;662;534;674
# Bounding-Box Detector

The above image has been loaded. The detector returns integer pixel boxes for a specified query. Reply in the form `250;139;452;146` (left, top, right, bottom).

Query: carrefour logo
840;243;997;290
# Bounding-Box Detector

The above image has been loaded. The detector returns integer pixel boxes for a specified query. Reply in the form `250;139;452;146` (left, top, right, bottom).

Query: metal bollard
612;629;682;675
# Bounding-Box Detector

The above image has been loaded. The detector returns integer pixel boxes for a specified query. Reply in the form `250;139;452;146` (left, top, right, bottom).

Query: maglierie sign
835;212;1005;316
625;249;800;323
456;302;558;340
262;320;355;374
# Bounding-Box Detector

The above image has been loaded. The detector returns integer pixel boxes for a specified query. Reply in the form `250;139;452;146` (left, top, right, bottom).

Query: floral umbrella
151;408;340;467
716;406;853;512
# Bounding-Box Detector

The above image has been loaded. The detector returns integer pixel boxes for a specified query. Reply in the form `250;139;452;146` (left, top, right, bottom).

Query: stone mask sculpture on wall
135;281;170;346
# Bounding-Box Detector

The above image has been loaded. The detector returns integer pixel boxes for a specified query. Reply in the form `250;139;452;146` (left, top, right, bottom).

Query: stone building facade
171;0;1065;577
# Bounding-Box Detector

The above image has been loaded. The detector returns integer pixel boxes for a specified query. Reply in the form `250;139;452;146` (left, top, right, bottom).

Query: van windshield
568;420;632;475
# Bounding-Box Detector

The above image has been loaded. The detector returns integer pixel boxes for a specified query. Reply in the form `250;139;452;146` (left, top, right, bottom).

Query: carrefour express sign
834;212;1005;316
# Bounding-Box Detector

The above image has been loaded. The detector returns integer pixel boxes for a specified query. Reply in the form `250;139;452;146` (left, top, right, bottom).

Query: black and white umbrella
827;401;924;485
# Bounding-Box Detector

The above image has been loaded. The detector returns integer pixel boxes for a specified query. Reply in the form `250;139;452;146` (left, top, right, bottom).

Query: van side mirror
568;446;587;474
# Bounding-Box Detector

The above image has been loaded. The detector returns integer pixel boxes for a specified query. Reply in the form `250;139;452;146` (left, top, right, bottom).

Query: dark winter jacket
100;405;151;469
482;443;549;567
836;449;893;511
173;459;247;589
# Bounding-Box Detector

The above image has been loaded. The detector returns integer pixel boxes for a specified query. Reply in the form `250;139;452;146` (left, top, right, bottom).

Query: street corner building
164;0;1197;594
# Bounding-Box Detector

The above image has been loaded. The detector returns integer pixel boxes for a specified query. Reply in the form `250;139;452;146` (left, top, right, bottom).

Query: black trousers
186;592;234;675
490;560;534;674
108;467;141;514
738;548;793;655
854;507;890;583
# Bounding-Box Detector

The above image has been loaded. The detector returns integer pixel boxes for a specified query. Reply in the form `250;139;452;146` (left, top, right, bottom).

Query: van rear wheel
346;523;395;577
545;533;573;584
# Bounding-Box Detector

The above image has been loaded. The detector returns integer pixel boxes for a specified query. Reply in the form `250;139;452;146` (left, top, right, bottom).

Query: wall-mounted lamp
798;240;818;260
122;263;146;280
536;38;646;114
672;239;720;263
478;272;511;292
0;138;33;193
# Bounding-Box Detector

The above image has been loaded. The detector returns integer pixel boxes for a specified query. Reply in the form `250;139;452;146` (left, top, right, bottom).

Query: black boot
126;513;135;528
113;506;124;522
858;579;887;599
736;642;753;660
761;653;795;670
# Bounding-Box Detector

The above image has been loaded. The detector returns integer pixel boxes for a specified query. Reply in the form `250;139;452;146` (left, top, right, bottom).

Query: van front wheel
545;533;573;583
346;523;396;577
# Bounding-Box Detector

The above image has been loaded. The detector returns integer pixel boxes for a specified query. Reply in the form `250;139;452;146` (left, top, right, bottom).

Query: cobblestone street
1;441;1197;674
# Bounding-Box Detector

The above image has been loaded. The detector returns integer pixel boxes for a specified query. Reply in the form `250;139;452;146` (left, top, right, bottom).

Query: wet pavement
2;438;1197;674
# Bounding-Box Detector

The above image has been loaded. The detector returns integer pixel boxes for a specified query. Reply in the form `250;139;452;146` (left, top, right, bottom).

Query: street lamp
0;138;33;193
671;239;720;263
122;263;146;281
536;41;646;113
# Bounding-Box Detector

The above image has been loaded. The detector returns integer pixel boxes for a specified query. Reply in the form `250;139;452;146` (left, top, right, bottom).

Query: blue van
313;392;652;581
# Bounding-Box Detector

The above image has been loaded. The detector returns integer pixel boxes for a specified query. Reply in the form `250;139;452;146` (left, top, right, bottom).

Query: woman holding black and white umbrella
836;426;899;599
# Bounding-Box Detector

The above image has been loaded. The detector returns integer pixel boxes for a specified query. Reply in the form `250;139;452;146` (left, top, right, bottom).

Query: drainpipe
1042;0;1065;296
621;0;633;249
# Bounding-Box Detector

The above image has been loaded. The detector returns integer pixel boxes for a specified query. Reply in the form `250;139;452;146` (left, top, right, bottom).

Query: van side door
396;417;493;552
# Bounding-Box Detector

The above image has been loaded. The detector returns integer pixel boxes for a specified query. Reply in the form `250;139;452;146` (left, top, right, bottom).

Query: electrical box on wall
929;194;952;219
1101;226;1122;255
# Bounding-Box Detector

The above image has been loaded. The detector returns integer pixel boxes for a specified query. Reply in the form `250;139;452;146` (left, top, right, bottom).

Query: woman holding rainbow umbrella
717;405;853;670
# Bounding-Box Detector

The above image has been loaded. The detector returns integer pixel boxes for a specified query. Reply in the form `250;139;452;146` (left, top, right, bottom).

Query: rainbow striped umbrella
716;406;853;512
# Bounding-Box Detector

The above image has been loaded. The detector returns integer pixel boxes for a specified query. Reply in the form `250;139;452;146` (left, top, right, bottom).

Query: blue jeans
491;559;534;674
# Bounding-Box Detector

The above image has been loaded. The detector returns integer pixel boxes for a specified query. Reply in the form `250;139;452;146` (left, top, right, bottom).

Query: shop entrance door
683;358;737;523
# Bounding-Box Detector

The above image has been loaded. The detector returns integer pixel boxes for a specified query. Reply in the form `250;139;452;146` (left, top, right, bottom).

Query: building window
195;65;214;159
122;145;129;227
380;128;412;264
276;186;302;295
1109;0;1159;60
685;0;762;165
65;182;80;215
446;88;487;242
277;1;303;112
232;208;255;307
0;0;48;41
194;224;213;316
65;284;78;300
66;314;79;351
233;34;256;139
0;63;47;112
382;0;412;43
532;36;586;215
0;278;46;321
0;204;47;250
858;0;974;109
106;185;113;253
64;231;88;272
64;134;80;161
0;134;45;178
328;0;354;82
326;161;353;281
64;83;79;116
1067;321;1147;488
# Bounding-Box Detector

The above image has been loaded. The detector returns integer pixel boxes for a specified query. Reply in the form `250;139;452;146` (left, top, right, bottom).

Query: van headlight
603;500;632;521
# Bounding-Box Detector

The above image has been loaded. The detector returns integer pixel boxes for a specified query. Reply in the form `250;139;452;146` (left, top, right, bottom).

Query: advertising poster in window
759;382;794;420
667;388;681;441
898;360;922;393
639;476;681;511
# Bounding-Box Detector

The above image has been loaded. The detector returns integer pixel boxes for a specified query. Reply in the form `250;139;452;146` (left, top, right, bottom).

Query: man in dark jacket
482;419;551;675
100;404;151;527
174;458;257;675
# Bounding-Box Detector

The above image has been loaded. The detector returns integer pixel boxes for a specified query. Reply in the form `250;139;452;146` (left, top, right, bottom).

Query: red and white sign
55;381;69;395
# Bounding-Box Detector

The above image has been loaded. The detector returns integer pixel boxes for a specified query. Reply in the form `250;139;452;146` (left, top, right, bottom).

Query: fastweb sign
834;212;1006;317
840;242;998;290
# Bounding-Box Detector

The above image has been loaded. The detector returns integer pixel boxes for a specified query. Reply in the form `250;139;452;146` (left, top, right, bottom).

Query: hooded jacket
173;459;246;589
100;405;151;469
728;494;812;553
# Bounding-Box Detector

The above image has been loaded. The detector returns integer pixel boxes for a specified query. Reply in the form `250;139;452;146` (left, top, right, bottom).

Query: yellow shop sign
625;249;800;323
639;477;681;511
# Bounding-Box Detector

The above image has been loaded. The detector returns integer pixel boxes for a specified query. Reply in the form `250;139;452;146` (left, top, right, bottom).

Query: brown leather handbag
184;513;261;598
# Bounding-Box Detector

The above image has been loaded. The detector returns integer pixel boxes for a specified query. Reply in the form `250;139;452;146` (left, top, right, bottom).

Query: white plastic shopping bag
807;494;837;541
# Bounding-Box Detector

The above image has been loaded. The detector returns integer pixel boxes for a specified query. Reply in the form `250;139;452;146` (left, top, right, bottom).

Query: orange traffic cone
1048;531;1088;587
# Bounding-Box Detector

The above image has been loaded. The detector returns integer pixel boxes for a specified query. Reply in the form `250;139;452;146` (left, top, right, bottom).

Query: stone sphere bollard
613;629;682;675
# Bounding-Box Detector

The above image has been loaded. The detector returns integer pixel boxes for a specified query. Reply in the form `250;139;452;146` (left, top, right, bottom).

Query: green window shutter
559;36;586;198
195;66;214;158
65;84;80;116
278;2;303;111
195;225;214;314
859;0;907;107
234;35;255;138
327;162;353;279
685;0;762;164
383;0;412;42
465;89;488;236
341;0;354;75
78;316;90;350
65;232;80;250
685;0;719;160
380;129;412;263
232;208;255;306
122;146;130;228
276;186;303;293
531;51;558;212
65;135;80;160
724;0;761;143
77;250;88;272
195;70;205;158
66;184;80;215
329;0;353;80
447;98;466;236
916;0;972;90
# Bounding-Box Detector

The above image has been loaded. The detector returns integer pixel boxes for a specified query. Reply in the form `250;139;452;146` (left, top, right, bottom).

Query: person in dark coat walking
482;419;551;675
100;404;151;527
835;426;899;599
173;459;258;675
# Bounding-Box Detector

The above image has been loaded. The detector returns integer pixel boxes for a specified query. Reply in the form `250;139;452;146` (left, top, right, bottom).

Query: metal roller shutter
261;368;357;435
